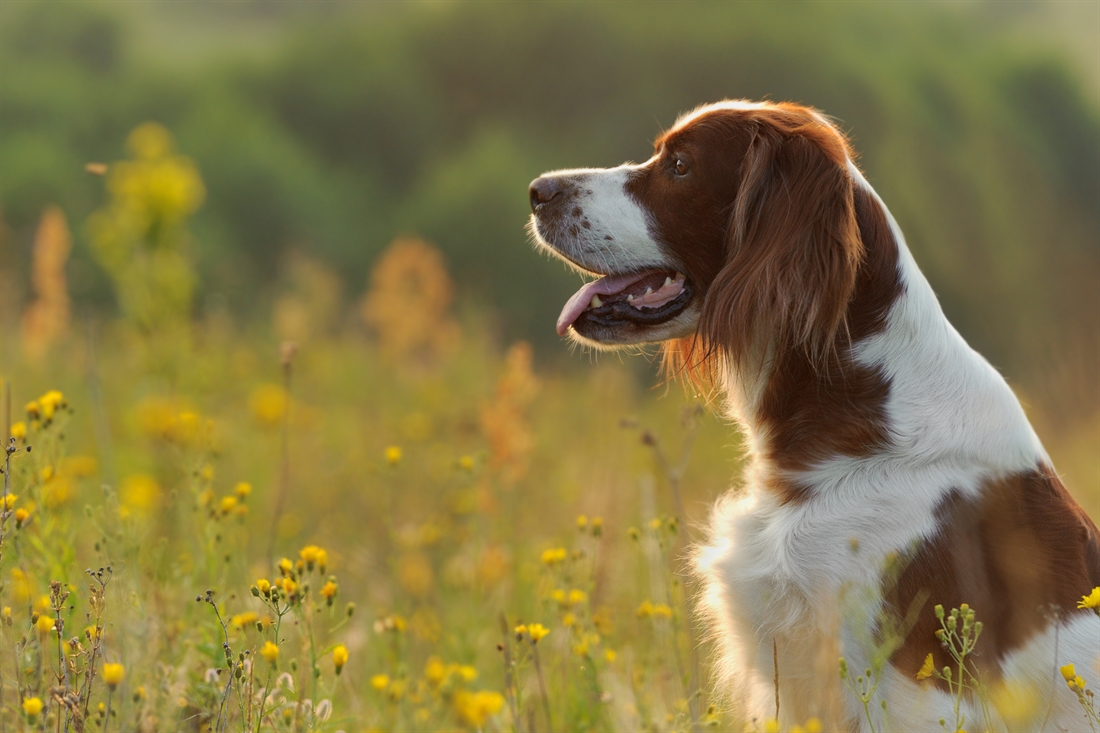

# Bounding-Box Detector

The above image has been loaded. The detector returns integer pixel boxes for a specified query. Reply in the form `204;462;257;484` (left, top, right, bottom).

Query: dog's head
528;100;864;370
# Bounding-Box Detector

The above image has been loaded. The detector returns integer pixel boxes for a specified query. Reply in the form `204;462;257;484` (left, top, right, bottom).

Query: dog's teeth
664;276;672;287
590;294;602;308
676;272;685;281
626;294;634;301
645;287;653;295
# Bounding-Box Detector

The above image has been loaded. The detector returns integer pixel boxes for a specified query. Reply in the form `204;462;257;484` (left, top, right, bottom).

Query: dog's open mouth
556;270;693;336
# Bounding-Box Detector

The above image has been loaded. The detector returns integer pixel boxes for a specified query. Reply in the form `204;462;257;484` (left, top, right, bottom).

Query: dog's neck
715;175;1044;503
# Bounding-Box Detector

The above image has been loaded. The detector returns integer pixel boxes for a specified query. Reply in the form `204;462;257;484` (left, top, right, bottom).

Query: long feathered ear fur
698;113;864;373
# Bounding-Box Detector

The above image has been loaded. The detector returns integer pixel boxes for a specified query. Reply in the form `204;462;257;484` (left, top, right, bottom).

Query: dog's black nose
529;177;563;212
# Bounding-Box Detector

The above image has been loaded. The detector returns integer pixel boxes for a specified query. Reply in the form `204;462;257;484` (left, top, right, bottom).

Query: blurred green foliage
0;1;1096;413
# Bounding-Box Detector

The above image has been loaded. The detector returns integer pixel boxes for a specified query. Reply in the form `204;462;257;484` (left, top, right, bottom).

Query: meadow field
0;123;753;732
1;120;1098;733
1;3;1097;731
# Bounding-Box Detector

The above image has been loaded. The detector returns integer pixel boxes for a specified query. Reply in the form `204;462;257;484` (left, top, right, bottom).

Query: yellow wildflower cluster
453;690;505;729
514;622;549;643
576;514;604;537
636;600;674;620
87;123;203;329
200;481;254;519
230;611;259;630
424;656;478;687
541;547;567;566
18;390;69;436
1060;663;1088;692
550;588;588;608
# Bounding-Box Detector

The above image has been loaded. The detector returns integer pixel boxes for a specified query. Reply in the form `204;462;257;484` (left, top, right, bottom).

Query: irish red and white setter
528;100;1099;730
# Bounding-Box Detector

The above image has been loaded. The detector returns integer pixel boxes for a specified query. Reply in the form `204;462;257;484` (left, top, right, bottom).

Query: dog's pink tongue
556;273;644;336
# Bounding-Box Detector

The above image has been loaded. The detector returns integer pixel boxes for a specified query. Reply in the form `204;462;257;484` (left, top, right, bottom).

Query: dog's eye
673;158;689;176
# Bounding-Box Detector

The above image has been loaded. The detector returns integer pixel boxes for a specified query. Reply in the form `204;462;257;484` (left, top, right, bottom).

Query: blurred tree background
1;0;1097;454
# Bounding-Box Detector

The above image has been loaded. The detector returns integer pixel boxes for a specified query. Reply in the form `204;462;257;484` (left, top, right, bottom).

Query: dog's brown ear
699;118;863;369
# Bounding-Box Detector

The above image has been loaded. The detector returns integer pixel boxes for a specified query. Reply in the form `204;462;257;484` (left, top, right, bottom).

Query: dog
528;100;1100;731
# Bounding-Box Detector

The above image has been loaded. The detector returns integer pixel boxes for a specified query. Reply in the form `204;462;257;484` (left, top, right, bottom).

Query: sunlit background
0;1;1096;730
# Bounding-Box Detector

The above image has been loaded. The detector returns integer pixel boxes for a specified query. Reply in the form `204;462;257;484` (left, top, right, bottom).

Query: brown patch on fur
754;185;902;495
889;466;1100;691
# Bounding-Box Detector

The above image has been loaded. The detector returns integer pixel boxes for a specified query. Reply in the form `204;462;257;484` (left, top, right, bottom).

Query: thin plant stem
499;614;521;732
266;342;296;566
531;642;553;732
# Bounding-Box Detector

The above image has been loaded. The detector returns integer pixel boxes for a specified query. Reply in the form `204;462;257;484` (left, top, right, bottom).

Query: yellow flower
35;614;55;635
458;455;475;471
1060;663;1076;681
320;581;338;603
1;495;15;511
119;474;160;513
371;673;390;691
764;719;780;733
650;603;673;620
25;401;40;418
425;657;447;685
14;508;29;526
231;612;258;629
385;446;402;466
454;690;504;728
1078;587;1100;610
636;600;653;618
277;557;294;576
38;390;65;420
604;649;616;663
10;422;25;440
577;514;588;530
234;482;252;498
332;644;348;674
300;545;328;572
527;623;549;642
540;547;567;566
568;589;587;606
916;653;935;680
62;455;97;477
990;680;1043;727
255;578;271;594
11;569;32;604
249;383;288;426
260;641;279;664
103;662;125;689
219;495;238;514
22;696;43;718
